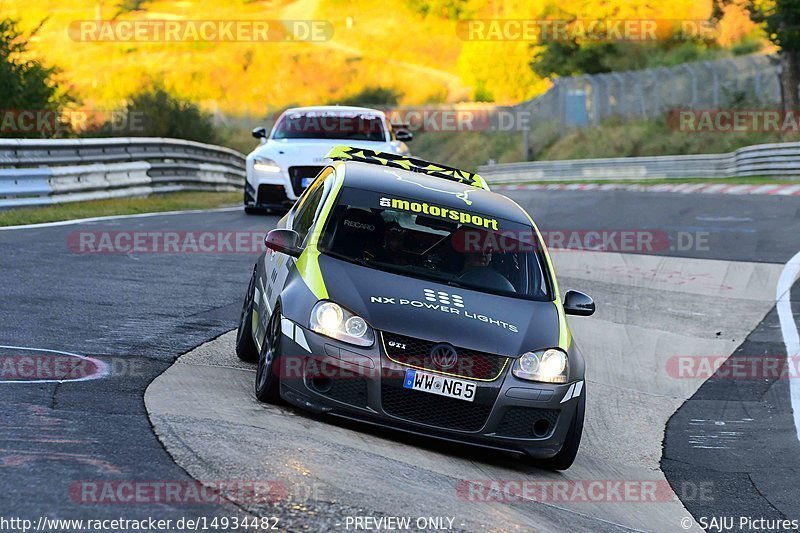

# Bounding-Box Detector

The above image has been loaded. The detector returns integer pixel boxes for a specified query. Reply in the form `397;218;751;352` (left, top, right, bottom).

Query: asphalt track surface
1;189;799;531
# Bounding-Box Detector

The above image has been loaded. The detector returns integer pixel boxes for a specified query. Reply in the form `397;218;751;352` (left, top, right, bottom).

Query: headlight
512;349;568;383
310;301;374;347
253;157;281;173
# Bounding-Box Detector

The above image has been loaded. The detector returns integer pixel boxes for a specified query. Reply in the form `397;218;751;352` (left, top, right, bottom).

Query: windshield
272;111;386;141
318;188;553;301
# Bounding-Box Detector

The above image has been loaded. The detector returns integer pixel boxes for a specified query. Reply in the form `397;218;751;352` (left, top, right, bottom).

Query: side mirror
563;290;595;316
395;129;413;142
252;127;267;139
264;229;302;258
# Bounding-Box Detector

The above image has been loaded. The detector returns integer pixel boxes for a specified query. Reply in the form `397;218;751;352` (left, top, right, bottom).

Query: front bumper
244;178;296;211
275;320;583;459
245;165;324;209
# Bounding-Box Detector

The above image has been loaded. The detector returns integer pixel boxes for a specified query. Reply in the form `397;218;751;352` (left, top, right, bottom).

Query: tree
716;0;800;109
531;41;623;78
337;86;401;106
92;85;219;144
0;18;73;137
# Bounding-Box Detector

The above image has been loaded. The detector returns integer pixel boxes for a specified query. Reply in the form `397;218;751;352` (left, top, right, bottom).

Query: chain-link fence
519;54;781;131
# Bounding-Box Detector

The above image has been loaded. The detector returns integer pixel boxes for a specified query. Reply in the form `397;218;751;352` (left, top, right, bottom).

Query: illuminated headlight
310;301;374;347
512;349;568;383
253;157;281;173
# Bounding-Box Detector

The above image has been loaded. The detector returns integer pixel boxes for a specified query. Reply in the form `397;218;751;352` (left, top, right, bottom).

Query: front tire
255;307;282;404
235;268;259;362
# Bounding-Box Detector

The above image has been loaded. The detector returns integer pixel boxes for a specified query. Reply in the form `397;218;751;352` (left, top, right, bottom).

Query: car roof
281;105;386;118
337;161;532;225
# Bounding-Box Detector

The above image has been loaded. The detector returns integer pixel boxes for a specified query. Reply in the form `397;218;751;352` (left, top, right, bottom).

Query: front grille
257;184;288;205
382;332;509;381
496;407;560;439
381;377;499;432
288;166;324;196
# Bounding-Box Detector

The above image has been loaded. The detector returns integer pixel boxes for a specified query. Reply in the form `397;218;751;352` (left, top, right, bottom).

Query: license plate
301;177;314;187
403;369;476;402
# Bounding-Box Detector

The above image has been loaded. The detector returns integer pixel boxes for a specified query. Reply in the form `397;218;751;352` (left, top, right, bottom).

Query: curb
494;182;800;196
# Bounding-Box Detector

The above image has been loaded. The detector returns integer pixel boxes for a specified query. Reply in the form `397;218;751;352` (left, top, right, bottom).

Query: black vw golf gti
236;146;595;469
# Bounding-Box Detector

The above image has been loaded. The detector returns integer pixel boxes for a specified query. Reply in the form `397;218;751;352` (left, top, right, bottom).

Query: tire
255;307;282;404
540;391;585;471
235;268;259;362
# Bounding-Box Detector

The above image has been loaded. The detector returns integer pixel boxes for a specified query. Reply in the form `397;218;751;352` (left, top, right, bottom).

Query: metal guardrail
0;138;246;208
479;142;800;184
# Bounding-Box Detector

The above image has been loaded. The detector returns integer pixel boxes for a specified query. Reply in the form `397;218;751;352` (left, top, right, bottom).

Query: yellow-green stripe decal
504;197;570;350
323;145;489;191
295;251;328;300
555;300;572;350
294;163;346;300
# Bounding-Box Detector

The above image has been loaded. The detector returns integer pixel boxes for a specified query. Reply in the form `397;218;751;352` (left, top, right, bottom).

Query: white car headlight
512;349;568;383
310;301;374;347
253;157;281;173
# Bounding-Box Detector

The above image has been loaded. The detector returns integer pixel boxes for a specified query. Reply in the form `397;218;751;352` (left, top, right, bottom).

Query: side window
291;169;331;243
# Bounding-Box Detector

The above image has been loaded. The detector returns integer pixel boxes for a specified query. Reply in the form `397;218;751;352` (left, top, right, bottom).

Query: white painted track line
0;344;109;383
777;251;800;441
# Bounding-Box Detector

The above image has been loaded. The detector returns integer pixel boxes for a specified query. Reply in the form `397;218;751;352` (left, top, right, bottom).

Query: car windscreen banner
333;187;544;254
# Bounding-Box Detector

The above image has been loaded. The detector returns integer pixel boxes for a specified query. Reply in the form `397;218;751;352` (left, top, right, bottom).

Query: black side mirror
395;129;413;142
252;127;267;139
264;229;302;258
563;290;595;316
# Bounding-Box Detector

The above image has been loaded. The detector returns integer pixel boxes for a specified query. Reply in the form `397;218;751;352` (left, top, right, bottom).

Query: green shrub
336;86;402;106
0;18;74;138
91;85;220;144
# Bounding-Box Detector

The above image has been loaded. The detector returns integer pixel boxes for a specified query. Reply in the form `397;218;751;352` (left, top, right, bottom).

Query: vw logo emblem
430;343;458;370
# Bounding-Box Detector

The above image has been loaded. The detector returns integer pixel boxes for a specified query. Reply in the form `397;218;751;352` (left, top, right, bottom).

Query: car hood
318;254;561;357
251;139;397;161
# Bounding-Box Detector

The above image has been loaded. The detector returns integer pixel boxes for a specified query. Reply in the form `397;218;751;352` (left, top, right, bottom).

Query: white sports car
244;105;412;213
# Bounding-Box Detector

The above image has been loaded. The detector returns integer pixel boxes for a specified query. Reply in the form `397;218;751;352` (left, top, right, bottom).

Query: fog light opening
311;376;333;393
532;419;551;438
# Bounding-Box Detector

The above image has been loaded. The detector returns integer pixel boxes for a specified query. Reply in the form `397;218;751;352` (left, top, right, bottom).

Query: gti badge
430;343;459;370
